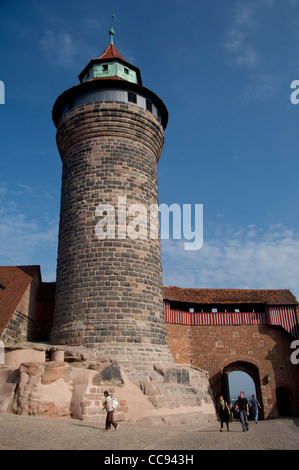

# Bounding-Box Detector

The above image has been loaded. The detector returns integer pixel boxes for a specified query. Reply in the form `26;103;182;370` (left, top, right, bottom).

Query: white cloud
223;3;258;69
261;0;298;5
234;5;255;27
236;47;257;68
0;210;58;265
161;223;299;300
40;30;77;66
225;27;246;52
240;74;282;103
223;1;294;101
0;182;58;279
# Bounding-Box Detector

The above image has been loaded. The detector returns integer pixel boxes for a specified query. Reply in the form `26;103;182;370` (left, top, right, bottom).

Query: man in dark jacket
236;391;249;432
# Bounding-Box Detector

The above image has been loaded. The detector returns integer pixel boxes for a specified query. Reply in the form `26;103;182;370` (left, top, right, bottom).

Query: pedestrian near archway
236;391;249;432
250;394;261;423
217;395;230;432
102;391;119;431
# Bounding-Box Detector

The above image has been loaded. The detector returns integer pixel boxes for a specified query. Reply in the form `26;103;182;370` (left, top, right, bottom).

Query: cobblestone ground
0;414;298;451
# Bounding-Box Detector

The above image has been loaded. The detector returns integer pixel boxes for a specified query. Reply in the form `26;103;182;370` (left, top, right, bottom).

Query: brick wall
165;322;299;417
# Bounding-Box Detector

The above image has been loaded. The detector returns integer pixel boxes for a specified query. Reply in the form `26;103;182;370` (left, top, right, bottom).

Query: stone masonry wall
51;101;173;366
1;273;40;343
0;309;34;343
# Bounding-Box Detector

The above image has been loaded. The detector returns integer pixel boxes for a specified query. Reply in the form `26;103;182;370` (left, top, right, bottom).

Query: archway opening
228;371;256;403
221;361;263;420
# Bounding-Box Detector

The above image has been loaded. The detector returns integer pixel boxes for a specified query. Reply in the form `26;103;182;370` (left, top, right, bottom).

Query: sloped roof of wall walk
0;265;41;333
163;286;298;306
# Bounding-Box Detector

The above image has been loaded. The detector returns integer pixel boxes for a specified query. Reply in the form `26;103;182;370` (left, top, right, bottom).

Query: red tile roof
78;43;143;86
0;266;41;333
85;76;126;82
163;286;298;306
98;43;127;62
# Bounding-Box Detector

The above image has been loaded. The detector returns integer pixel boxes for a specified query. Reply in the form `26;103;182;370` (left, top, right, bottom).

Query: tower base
0;342;216;426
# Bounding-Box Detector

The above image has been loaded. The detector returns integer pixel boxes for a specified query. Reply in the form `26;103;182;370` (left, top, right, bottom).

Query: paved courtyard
0;413;298;451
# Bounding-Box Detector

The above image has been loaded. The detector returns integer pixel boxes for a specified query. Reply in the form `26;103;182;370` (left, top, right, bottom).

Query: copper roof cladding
0;265;41;333
163;286;298;306
53;40;168;129
78;43;143;85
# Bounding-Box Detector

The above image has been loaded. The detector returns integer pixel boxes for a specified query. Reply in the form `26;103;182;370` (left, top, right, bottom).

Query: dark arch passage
276;387;292;416
211;360;264;420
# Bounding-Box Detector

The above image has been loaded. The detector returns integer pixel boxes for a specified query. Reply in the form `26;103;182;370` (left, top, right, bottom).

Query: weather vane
109;14;115;45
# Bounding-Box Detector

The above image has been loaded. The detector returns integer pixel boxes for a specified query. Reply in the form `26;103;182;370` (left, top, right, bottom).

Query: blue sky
1;0;299;301
229;371;256;399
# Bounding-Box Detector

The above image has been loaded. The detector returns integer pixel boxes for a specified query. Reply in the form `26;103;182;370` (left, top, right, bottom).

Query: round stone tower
50;25;174;367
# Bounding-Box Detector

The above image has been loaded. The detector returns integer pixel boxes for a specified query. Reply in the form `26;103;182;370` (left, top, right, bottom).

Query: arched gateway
222;361;263;419
164;286;299;418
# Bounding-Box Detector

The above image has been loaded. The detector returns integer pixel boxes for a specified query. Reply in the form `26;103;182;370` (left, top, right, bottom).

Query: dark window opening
276;387;292;416
68;96;75;111
128;92;137;104
146;99;152;112
102;64;108;71
124;67;129;75
169;301;266;314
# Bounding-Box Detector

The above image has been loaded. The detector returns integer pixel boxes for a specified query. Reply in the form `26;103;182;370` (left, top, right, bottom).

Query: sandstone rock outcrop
0;343;217;425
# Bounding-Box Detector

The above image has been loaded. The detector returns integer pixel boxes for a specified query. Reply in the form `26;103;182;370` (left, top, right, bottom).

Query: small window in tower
102;64;108;72
68;96;75;111
146;99;152;113
124;67;129;75
128;92;137;104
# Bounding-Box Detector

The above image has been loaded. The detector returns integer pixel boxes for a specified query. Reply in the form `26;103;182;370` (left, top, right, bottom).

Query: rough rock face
134;363;215;423
91;363;124;386
0;344;217;425
15;362;73;417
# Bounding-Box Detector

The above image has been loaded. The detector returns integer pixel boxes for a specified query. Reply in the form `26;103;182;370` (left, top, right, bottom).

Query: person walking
102;391;119;431
250;394;261;423
236;391;249;432
217;395;230;432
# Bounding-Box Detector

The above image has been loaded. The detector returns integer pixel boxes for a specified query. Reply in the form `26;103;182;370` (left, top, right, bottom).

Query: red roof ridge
162;285;298;305
98;43;127;62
